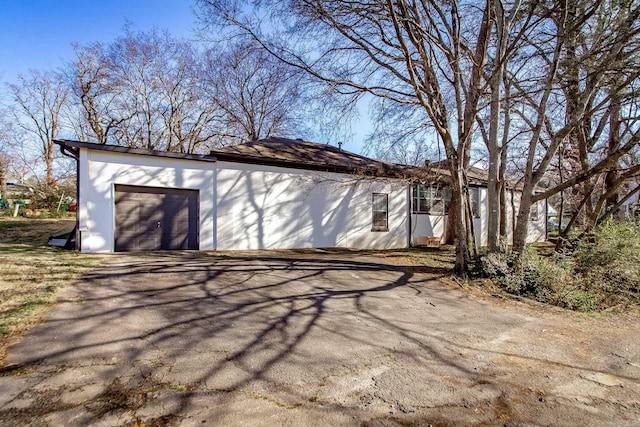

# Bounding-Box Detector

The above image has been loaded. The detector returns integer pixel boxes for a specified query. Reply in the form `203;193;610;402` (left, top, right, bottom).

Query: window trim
412;184;451;215
371;193;389;232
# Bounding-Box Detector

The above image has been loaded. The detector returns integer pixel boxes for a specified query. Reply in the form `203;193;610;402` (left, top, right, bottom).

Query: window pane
372;193;388;230
432;199;444;215
434;185;443;198
425;185;434;199
412;184;453;215
420;198;429;213
373;211;387;226
442;187;452;201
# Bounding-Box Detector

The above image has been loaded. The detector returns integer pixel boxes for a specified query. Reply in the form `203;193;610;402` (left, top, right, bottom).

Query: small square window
372;193;388;231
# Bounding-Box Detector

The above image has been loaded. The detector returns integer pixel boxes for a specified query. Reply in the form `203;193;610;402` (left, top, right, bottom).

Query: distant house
619;177;640;219
55;137;546;252
0;182;33;209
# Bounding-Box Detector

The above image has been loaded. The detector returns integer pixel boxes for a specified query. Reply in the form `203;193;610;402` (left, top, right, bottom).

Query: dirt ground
0;251;638;426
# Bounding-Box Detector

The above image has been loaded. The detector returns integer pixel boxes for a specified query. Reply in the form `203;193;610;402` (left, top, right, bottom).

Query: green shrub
475;220;640;311
477;247;544;298
573;219;640;306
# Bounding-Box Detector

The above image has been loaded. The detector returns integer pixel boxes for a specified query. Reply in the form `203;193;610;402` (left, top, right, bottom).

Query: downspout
408;184;413;247
57;141;80;251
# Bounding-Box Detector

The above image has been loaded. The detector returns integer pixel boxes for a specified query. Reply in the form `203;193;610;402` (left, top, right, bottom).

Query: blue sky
0;1;197;82
0;0;368;152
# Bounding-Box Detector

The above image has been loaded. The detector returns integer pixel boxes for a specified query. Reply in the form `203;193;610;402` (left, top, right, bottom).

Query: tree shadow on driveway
3;251;638;426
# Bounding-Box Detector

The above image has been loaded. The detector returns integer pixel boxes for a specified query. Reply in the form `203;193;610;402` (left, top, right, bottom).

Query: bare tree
69;27;221;153
510;0;640;253
364;99;441;166
198;0;501;275
203;41;309;145
68;42;125;144
8;70;69;186
0;118;13;196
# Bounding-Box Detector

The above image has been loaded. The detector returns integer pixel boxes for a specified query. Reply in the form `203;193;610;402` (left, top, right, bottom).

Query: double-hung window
372;193;389;231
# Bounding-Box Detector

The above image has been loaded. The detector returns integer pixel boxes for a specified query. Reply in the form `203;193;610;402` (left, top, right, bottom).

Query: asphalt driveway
1;251;638;426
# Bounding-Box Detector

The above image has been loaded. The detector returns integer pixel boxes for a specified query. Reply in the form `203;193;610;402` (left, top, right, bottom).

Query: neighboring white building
56;137;546;253
619;178;640;219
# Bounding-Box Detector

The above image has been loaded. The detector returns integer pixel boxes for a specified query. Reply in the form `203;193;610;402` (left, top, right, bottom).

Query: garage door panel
116;231;160;251
115;185;199;251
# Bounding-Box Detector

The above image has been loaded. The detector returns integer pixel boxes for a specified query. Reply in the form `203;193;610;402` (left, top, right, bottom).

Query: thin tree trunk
487;0;507;252
513;182;534;254
604;87;621;213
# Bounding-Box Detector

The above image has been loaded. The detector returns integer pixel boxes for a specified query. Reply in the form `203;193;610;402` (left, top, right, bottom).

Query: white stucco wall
410;214;447;245
409;186;545;247
79;148;215;252
526;199;547;243
475;187;488;247
504;190;546;244
215;162;409;250
78;145;545;253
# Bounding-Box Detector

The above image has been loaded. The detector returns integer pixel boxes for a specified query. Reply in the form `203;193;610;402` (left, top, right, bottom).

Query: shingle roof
210;137;487;184
55;137;490;185
210;137;406;175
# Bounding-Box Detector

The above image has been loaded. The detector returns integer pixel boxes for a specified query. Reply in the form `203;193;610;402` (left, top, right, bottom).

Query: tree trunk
451;170;471;276
445;193;457;245
0;159;7;198
44;137;56;188
513;183;534;254
499;74;511;241
486;111;501;251
486;0;507;252
498;144;508;241
604;87;621;213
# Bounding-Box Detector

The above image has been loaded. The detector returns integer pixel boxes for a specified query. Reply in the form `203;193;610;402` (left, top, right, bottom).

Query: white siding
79;148;215;253
504;190;546;244
78;146;546;253
215;161;409;250
409;186;546;247
410;214;447;245
475;187;488;247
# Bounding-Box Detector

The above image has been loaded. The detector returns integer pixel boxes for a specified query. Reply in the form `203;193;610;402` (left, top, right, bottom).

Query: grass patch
381;246;456;276
0;218;102;366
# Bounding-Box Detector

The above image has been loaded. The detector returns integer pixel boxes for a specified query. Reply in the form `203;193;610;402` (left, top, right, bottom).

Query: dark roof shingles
210;137;459;182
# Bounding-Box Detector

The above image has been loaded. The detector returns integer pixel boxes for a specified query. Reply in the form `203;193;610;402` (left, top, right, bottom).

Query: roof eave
54;140;218;163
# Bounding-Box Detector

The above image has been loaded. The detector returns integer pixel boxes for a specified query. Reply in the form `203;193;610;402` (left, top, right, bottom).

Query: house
618;177;640;219
55;137;547;253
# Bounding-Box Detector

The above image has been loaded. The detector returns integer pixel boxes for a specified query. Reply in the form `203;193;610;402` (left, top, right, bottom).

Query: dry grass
381;246;456;276
0;218;101;366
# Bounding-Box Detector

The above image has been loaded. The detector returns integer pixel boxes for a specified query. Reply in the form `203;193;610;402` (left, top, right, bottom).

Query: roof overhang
54;140;218;163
